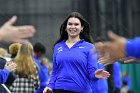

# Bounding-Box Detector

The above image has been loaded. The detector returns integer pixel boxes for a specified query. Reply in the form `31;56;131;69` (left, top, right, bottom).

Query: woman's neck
67;37;80;43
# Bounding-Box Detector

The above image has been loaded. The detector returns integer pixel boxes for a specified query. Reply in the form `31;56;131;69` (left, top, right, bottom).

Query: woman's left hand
95;69;110;79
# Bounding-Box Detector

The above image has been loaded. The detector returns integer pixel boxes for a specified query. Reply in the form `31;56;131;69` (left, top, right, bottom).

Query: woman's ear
81;26;84;32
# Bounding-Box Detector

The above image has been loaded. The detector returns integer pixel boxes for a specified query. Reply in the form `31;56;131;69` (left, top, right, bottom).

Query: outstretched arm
96;31;126;65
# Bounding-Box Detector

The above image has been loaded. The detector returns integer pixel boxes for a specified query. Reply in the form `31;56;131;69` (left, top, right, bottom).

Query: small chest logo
57;47;63;53
79;46;85;48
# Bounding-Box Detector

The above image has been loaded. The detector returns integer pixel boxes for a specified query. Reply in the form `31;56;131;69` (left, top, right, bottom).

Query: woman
10;43;40;93
43;12;110;93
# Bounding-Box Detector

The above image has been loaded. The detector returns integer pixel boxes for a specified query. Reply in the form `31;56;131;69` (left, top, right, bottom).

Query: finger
108;31;120;41
17;25;36;33
103;72;110;77
95;42;104;51
5;16;17;25
16;26;36;38
124;59;135;63
99;58;109;64
103;71;109;73
97;69;103;72
104;62;111;66
103;74;110;79
102;77;107;79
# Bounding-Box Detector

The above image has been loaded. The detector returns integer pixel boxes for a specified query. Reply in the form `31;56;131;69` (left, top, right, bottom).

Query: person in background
33;42;49;93
120;81;128;93
10;43;40;93
3;43;22;88
0;48;7;69
0;47;17;93
94;37;122;93
41;57;52;76
43;12;110;93
8;43;21;58
113;62;122;93
122;72;131;90
104;61;121;93
0;47;11;93
0;61;16;84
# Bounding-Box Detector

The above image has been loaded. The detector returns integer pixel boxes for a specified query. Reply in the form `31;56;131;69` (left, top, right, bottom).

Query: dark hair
54;12;93;45
33;42;46;54
122;81;127;86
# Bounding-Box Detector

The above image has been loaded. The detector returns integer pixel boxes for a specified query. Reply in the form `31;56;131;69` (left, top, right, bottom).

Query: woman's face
66;17;83;38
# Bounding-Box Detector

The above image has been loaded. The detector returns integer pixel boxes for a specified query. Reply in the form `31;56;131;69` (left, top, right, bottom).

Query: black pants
53;89;79;93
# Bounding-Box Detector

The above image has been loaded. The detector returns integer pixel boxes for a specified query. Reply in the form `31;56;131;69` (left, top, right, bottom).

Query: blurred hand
120;57;137;63
43;87;52;93
0;16;36;43
95;69;110;79
95;31;127;65
4;61;17;72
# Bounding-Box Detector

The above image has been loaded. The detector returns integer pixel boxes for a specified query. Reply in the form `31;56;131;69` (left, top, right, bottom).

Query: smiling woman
66;17;83;38
43;12;110;93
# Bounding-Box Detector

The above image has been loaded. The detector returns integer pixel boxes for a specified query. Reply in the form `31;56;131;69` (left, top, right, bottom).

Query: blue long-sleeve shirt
48;39;98;93
126;37;140;59
0;69;10;84
113;62;122;89
91;63;108;93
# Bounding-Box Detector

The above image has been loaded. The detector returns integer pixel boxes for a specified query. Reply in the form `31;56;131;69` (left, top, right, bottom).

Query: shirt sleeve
87;45;98;81
47;46;58;89
0;69;10;84
126;37;140;59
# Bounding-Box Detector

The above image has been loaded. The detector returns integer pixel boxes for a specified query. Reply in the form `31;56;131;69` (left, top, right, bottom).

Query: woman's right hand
43;87;52;93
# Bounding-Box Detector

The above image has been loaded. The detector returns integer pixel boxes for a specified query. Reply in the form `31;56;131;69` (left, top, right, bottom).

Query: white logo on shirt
79;46;85;48
57;47;63;53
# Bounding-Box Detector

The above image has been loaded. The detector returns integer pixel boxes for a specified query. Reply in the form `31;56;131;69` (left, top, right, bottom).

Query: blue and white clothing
48;39;98;93
91;63;108;93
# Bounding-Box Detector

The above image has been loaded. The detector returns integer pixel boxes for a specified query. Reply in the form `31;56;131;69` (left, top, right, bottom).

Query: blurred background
0;0;140;93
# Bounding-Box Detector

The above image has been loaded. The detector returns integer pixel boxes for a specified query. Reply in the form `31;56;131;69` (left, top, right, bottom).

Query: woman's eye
74;23;79;26
68;23;72;25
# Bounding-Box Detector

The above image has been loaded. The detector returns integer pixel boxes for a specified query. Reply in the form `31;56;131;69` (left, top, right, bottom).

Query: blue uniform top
113;62;122;89
48;39;98;93
0;69;10;84
126;37;140;59
91;63;108;93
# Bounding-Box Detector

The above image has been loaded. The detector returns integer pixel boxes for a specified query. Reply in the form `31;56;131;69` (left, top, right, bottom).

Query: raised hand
96;31;126;65
0;16;36;43
95;69;110;79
